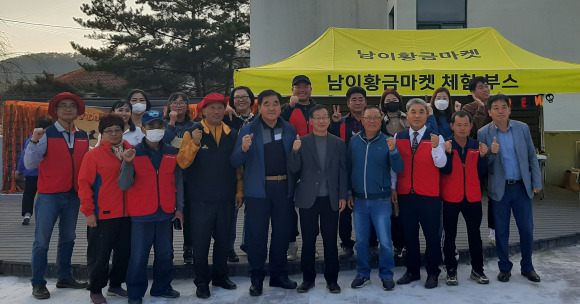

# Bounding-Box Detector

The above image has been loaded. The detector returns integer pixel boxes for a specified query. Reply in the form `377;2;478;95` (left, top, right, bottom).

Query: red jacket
38;125;89;193
440;138;483;203
396;130;440;197
78;140;133;219
126;145;178;217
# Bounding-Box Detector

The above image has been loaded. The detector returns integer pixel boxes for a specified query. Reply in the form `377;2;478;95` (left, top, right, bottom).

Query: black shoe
150;288;180;298
56;278;89;289
196;284;210;299
497;271;511;282
446;268;458;286
249;281;263;296
183;247;194;265
296;281;315;293
213;278;237;290
240;244;247;254
269;276;297;289
424;274;439;289
227;250;240;263
470;269;489;284
339;246;354;260
326;282;341;293
396;272;420;285
32;285;50;299
22;217;31;225
128;298;142;304
350;275;370;288
521;271;541;282
382;278;395;291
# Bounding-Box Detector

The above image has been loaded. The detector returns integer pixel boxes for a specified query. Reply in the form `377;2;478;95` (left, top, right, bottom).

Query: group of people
19;74;542;304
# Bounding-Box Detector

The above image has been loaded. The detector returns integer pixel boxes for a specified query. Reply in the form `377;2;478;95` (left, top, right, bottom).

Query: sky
0;0;137;58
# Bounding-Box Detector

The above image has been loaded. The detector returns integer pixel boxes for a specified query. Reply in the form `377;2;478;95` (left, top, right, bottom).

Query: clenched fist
479;142;488;157
168;111;178;125
122;148;136;163
241;134;254;152
387;137;396;151
292;134;301;152
430;134;439;148
32;128;46;142
490;137;500;154
444;140;452;154
191;129;203;146
454;101;462;112
289;95;300;107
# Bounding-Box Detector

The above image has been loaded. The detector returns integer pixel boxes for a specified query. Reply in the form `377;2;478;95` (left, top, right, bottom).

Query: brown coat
462;101;491;139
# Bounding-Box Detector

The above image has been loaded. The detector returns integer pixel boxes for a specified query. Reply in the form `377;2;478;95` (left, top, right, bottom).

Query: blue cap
141;110;164;125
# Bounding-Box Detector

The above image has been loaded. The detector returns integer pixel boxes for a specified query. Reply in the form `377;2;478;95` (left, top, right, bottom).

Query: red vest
440;149;482;203
38;126;89;194
396;136;440;197
288;108;313;137
126;154;178;216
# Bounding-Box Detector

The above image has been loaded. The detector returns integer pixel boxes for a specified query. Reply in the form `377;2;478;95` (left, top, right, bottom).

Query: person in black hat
24;92;90;299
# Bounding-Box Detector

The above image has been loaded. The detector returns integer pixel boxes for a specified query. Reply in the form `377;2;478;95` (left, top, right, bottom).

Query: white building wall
250;0;389;67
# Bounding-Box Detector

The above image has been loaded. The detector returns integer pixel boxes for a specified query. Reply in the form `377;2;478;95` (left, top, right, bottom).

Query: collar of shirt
408;125;427;139
54;121;78;133
492;120;512;132
259;117;282;130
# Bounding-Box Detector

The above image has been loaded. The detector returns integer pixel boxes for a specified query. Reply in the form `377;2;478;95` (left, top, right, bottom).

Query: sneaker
56;278;89;289
381;278;395;291
424;274;439;289
32;284;50;300
22;217;31;225
90;293;107;304
393;247;405;258
150;288;180;298
106;287;128;297
446;268;458;286
521;271;541;282
488;229;496;245
183;247;194;265
470;269;490;284
497;271;511;282
287;242;298;261
339;246;354;260
351;275;370;288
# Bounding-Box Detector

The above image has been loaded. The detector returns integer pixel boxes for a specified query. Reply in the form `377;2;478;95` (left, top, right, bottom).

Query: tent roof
234;27;580;96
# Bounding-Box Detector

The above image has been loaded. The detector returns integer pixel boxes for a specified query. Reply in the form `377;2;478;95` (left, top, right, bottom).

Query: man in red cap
23;92;90;299
177;93;242;299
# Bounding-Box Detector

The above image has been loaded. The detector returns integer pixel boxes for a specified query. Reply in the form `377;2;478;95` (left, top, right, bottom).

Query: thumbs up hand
479;142;489;156
242;134;254;152
386;137;396;151
430;134;439;148
444;140;452;154
292;134;301;152
490;137;500;154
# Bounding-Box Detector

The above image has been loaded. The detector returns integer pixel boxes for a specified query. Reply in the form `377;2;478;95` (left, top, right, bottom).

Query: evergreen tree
72;0;250;96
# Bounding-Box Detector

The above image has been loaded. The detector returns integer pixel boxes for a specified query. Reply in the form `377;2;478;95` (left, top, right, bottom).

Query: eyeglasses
56;104;78;110
311;116;330;122
362;116;381;122
170;102;187;106
234;95;249;100
103;129;123;135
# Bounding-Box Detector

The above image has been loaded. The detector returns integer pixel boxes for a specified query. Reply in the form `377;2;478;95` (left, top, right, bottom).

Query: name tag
274;133;282;141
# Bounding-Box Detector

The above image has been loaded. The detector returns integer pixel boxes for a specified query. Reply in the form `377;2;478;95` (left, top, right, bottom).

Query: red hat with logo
197;93;227;112
48;92;85;119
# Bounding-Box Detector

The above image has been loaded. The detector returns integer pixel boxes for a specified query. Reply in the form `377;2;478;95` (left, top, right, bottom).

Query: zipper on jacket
122;191;127;217
70;147;75;192
364;142;370;199
156;170;161;208
410;145;415;194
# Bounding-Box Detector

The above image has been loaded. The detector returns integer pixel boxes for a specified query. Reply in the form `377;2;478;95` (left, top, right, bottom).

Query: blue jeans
31;192;80;286
353;198;394;280
491;182;535;273
126;220;174;299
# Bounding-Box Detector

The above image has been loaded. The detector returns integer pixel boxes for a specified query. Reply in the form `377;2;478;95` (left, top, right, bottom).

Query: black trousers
443;200;484;272
86;217;132;293
299;196;339;283
21;176;38;216
190;200;234;286
290;205;299;242
487;197;495;229
183;199;192;250
245;181;293;282
338;207;379;249
399;194;442;276
391;213;405;249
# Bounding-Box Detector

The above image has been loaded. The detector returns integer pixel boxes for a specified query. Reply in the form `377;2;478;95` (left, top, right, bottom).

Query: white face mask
434;99;449;111
132;103;146;114
145;129;165;142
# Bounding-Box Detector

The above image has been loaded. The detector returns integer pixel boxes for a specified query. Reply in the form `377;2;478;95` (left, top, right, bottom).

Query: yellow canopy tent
234;27;580;96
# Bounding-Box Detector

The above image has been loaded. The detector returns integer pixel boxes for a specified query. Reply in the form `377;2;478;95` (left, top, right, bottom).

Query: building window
417;0;466;29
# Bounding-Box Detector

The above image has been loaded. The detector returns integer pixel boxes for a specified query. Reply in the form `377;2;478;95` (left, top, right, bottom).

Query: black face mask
384;102;400;113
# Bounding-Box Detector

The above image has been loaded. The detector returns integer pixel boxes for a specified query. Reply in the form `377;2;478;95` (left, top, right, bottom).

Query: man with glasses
347;106;404;291
24;92;90;299
288;104;347;293
281;75;317;261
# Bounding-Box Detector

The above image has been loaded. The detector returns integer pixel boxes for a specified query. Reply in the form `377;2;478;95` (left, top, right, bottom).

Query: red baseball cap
48;92;85;119
196;93;227;112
